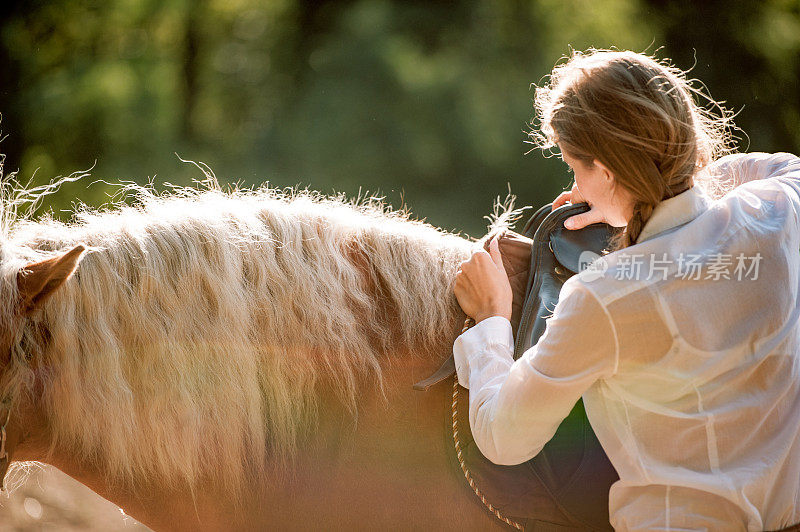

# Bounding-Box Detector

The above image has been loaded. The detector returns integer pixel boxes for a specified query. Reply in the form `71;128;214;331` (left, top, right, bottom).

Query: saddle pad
488;229;534;335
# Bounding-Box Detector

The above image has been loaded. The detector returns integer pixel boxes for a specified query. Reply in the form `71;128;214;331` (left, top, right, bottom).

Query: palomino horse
0;175;522;530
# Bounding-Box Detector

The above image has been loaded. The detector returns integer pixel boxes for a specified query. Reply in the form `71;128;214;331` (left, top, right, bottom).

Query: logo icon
578;250;608;282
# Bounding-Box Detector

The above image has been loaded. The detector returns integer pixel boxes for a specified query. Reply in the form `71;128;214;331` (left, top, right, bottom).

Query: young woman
453;49;800;531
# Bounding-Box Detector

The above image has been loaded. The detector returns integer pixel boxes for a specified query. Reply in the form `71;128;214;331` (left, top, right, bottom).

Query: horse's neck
14;222;477;530
29;334;466;528
38;346;486;531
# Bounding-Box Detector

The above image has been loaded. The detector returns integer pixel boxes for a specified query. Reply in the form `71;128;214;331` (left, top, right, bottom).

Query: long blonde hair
531;49;737;250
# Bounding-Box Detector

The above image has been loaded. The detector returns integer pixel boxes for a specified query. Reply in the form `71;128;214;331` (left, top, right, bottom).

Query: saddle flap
549;223;615;274
513;203;614;359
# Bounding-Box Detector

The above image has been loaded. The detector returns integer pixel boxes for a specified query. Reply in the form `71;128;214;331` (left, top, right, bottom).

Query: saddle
413;202;620;531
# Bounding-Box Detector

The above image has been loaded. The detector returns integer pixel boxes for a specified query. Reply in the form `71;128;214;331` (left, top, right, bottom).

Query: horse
0;171;522;530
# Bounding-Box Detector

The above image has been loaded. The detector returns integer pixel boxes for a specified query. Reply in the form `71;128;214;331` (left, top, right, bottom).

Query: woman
453;49;800;531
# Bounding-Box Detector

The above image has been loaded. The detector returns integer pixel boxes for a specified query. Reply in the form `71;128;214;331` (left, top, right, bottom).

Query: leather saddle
414;202;620;530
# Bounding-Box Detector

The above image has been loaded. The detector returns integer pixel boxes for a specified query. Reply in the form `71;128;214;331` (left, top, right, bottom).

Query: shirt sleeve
708;151;800;189
452;278;618;466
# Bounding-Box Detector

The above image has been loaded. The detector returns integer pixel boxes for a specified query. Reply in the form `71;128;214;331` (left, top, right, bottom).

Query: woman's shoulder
702;151;800;195
706;151;800;228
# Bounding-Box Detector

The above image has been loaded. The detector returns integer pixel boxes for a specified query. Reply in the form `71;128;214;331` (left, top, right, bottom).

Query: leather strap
412;355;455;391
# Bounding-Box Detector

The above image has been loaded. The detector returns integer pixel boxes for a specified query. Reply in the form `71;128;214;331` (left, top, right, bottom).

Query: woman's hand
552;183;585;211
454;236;513;324
551;184;606;230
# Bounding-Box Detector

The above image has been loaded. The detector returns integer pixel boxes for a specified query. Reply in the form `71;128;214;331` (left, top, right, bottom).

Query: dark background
1;0;798;238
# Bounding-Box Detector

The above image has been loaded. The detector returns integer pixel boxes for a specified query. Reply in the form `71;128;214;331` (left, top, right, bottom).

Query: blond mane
0;175;478;499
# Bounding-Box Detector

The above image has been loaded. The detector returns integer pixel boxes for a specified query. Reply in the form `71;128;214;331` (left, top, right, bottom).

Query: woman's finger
564;207;605;230
488;236;506;274
552;190;572;210
565;183;586;204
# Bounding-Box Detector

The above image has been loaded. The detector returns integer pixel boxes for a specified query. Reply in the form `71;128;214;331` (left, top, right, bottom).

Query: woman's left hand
454;236;513;324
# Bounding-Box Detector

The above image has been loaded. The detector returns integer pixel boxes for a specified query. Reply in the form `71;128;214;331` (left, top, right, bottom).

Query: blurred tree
646;0;800;153
0;0;28;176
0;0;797;237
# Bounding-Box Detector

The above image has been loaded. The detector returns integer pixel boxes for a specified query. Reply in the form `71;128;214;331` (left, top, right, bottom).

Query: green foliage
0;0;798;237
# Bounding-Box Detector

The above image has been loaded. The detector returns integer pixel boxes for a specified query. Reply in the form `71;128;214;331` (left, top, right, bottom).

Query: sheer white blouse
453;152;800;531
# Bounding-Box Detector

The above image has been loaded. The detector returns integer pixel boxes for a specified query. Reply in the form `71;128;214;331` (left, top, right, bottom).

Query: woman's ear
593;159;615;182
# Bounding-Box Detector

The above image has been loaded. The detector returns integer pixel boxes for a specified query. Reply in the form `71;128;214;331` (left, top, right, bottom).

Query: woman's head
532;49;736;251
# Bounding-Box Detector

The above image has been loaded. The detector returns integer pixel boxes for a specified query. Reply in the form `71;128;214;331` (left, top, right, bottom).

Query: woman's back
579;151;800;530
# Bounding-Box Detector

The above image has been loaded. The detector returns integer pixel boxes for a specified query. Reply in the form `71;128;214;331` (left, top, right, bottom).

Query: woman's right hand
551;184;606;230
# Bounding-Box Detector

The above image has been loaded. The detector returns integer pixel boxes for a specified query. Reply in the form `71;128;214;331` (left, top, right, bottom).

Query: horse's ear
17;244;86;315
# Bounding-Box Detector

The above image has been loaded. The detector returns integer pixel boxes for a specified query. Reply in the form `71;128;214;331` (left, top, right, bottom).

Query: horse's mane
0;170;484;499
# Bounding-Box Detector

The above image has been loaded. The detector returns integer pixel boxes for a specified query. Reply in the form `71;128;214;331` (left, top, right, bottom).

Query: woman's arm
707;151;800;189
453;277;618;466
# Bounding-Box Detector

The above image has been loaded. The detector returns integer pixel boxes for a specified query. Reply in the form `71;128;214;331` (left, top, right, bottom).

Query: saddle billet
414;202;619;531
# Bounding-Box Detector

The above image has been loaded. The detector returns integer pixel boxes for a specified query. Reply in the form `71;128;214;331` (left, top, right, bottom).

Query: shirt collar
636;185;713;244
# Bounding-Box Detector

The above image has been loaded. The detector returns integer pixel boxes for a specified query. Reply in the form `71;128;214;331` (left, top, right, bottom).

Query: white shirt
453;152;800;531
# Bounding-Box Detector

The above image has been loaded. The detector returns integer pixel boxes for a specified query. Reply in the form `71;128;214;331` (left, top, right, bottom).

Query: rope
452;318;524;530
